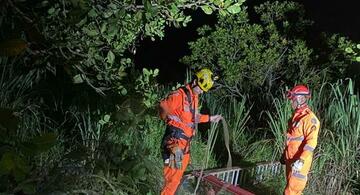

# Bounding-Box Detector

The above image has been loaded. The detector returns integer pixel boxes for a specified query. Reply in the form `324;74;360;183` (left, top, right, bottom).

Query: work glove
168;147;183;169
174;147;183;169
210;115;222;123
292;159;304;172
169;153;175;168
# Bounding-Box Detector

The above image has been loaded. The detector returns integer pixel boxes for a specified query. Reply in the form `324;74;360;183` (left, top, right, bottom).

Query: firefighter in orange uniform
159;68;222;195
281;85;320;195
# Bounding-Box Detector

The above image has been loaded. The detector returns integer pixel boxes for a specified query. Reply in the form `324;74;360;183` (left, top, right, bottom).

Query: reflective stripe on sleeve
168;115;182;122
292;172;307;180
304;144;315;152
287;136;304;142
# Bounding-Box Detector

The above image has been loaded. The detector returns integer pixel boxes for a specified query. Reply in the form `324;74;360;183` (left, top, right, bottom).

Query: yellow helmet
195;68;216;92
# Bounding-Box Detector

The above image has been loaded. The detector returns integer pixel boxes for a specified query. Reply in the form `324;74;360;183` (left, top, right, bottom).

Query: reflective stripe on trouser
161;154;190;195
284;159;312;195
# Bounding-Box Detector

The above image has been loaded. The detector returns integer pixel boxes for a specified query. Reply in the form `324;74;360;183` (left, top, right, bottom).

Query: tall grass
266;97;292;160
0;57;61;193
205;94;251;157
0;57;45;138
308;80;360;194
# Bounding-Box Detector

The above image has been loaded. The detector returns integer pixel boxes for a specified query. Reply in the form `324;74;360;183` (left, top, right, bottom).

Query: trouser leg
161;154;190;195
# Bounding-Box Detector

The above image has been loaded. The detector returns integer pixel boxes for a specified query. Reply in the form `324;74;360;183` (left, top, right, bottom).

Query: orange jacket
160;84;209;138
285;106;320;162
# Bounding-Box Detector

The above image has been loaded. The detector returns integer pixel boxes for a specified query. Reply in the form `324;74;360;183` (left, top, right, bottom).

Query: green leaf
219;9;227;16
357;44;360;49
153;68;159;76
223;0;232;8
201;5;213;15
103;10;113;18
88;9;97;17
100;23;107;34
345;47;354;54
0;152;15;175
48;7;55;14
76;17;87;27
107;50;115;64
83;27;98;36
176;17;184;22
184;16;192;24
356;56;360;62
135;11;143;21
104;114;110;122
143;68;150;75
227;3;241;14
120;88;127;95
73;74;84;84
170;3;179;13
108;3;117;10
213;0;223;7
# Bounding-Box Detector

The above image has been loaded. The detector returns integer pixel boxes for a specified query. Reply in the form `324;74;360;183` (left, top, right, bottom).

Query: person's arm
193;95;221;123
196;114;211;123
300;115;320;161
196;114;222;123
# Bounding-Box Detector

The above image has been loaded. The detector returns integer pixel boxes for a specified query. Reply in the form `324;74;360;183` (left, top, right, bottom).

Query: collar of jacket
295;104;309;114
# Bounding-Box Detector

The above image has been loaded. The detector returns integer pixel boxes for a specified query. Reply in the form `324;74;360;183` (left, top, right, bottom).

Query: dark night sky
299;0;360;41
135;10;216;84
135;0;360;84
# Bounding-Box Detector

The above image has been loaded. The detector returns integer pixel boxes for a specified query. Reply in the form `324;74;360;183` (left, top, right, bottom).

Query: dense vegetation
0;0;359;194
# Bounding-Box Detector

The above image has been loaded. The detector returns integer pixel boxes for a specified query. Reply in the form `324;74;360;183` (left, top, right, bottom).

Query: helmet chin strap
295;98;307;109
190;82;202;95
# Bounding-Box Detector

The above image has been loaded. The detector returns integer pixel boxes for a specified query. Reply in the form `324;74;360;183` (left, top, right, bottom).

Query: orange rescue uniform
284;106;320;195
160;84;210;195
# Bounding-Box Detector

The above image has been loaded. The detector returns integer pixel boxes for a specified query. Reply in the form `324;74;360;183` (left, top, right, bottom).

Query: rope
222;118;232;168
193;117;232;194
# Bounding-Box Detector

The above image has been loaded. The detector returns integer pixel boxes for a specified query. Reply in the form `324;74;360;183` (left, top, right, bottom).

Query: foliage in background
0;0;246;193
182;1;353;99
342;41;360;62
0;58;57;194
0;0;246;96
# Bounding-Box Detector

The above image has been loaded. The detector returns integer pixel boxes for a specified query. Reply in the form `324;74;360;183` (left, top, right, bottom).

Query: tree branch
7;0;33;23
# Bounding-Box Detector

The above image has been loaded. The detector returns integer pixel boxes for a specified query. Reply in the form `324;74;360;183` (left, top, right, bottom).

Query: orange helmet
287;85;311;99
